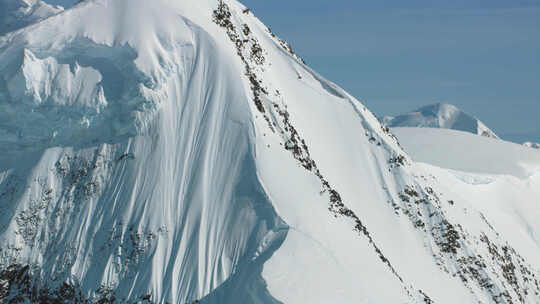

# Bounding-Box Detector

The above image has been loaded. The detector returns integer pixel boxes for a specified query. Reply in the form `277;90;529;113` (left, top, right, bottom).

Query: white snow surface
1;0;540;303
392;127;540;285
384;103;499;139
392;127;540;179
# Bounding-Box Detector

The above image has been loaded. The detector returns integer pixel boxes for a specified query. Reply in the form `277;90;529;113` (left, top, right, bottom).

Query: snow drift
1;0;539;303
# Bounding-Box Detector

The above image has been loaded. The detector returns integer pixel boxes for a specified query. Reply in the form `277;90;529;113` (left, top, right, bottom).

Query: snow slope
392;127;540;291
1;0;540;303
392;127;540;178
384;103;499;139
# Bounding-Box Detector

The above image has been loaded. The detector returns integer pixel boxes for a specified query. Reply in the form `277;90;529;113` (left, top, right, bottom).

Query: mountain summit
384;103;499;139
1;0;539;303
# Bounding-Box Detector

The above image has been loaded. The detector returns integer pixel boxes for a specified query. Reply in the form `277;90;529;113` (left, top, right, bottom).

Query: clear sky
241;0;540;143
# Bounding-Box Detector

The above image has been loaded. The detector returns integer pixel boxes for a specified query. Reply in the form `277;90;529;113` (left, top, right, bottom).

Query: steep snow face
1;0;540;303
1;1;283;302
384;103;499;139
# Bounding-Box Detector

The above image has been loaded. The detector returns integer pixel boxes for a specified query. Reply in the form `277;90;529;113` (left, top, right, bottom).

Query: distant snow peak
523;142;540;149
384;102;499;139
0;0;63;35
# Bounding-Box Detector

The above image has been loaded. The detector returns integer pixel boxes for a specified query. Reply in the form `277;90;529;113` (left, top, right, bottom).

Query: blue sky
241;0;540;143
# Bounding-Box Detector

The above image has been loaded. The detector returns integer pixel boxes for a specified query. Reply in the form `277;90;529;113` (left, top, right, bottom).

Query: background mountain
1;0;539;303
383;103;499;139
0;0;64;35
524;142;540;149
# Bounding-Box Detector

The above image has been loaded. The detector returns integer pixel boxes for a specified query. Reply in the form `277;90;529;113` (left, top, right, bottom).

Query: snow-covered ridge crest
384;102;499;139
1;0;540;303
0;0;220;151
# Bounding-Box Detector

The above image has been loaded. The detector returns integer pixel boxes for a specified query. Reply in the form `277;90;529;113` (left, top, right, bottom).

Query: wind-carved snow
384;103;499;139
1;0;540;303
0;37;159;152
1;0;284;302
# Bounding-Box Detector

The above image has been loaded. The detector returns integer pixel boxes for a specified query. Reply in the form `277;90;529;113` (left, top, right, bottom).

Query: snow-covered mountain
384;103;499;139
391;127;540;278
524;142;540;149
1;0;539;303
0;0;64;35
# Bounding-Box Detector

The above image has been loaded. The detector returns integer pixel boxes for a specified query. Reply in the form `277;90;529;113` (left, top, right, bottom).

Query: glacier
1;0;540;303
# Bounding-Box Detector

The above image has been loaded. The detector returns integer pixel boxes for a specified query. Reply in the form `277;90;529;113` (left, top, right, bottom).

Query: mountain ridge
0;0;539;303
